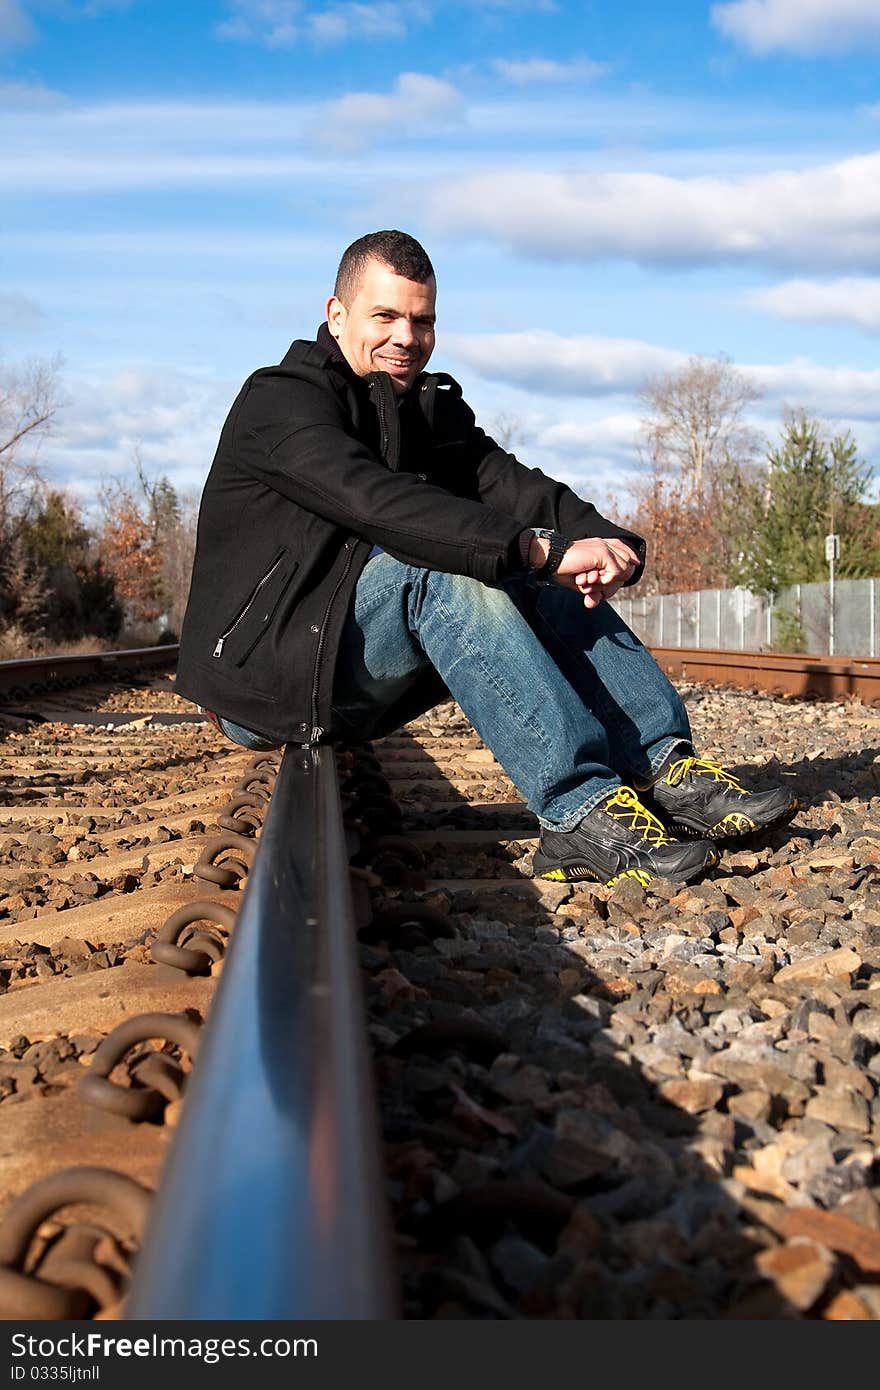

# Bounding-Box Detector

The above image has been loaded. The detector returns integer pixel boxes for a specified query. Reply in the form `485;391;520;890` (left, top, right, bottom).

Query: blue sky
3;0;880;509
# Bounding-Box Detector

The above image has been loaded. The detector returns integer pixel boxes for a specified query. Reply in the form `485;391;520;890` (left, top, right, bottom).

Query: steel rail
651;646;880;703
5;641;880;706
0;646;180;698
124;743;397;1320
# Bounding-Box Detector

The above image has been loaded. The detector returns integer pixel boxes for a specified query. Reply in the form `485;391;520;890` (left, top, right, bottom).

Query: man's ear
326;295;346;339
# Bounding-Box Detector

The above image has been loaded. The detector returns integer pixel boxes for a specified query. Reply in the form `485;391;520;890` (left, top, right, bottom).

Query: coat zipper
213;553;285;659
308;543;356;742
308;376;396;741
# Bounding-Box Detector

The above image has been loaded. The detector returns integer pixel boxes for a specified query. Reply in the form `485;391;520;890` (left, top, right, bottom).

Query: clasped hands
556;537;640;608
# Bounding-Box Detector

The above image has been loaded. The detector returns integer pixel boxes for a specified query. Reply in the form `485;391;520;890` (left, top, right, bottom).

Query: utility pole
825;533;840;655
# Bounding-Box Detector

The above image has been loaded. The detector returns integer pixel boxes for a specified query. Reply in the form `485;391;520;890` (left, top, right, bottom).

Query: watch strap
529;528;571;584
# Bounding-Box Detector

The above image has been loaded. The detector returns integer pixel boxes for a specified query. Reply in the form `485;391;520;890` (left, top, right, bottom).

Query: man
176;230;797;887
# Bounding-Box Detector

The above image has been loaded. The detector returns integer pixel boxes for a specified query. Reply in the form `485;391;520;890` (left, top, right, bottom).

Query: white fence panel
612;578;880;657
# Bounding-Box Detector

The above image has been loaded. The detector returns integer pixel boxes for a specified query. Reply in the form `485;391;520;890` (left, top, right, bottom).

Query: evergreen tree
730;411;879;595
19;489;90;570
16;490;122;642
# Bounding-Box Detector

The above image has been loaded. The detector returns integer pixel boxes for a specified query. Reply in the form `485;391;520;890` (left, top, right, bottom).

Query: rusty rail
0;646;180;699
5;641;880;707
125;743;397;1320
651;647;880;704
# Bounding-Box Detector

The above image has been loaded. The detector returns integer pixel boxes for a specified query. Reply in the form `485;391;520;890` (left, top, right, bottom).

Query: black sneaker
532;785;719;887
649;750;798;841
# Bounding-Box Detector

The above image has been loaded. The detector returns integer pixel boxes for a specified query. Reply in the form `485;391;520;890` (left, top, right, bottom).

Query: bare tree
97;449;197;636
622;355;768;594
0;354;62;537
489;412;525;453
160;489;198;636
639;354;763;499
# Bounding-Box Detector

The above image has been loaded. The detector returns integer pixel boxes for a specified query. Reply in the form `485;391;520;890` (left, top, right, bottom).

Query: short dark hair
334;230;435;305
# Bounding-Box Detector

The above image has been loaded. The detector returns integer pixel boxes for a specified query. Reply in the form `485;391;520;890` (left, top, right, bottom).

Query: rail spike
0;1167;152;1320
78;1012;202;1121
151;900;237;974
233;771;274;802
193;831;255;888
217;791;266;835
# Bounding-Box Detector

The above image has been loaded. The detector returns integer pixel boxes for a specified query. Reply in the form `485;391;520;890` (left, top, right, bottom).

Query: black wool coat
174;325;646;744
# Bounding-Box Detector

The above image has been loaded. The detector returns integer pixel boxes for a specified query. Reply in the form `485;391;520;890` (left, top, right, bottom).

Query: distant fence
611;578;880;658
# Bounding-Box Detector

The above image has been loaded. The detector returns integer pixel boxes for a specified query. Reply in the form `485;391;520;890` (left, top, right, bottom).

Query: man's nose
393;319;416;347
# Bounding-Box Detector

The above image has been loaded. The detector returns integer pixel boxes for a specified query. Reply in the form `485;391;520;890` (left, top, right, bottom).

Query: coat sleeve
227;375;527;584
461;415;647;587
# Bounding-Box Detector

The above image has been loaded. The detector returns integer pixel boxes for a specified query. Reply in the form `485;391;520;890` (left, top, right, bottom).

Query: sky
3;0;880;512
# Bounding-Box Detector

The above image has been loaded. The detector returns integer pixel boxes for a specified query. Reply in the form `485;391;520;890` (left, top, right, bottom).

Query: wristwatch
529;528;572;585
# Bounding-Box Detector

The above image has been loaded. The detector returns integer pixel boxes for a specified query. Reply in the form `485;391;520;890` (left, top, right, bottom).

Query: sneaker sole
537;864;655;888
666;799;798;841
533;850;718;888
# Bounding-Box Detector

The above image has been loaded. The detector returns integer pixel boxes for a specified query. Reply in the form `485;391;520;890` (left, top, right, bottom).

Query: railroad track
2;650;880;1320
5;643;880;708
652;647;880;704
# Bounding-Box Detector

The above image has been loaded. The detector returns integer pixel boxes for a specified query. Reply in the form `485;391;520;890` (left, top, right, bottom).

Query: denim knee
217;717;282;751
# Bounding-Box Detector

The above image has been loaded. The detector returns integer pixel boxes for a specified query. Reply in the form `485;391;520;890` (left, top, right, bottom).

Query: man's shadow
732;745;880;816
352;718;878;1319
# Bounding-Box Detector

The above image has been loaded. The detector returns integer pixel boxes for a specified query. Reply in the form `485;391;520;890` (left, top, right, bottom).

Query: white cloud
536;413;642;453
308;3;410;41
0;228;332;260
0;85;475;188
216;0;417;46
0;98;320;189
68;1;137;13
712;0;880;55
217;1;301;46
0;0;134;50
52;365;234;498
0;88;868;196
315;72;464;154
468;0;558;8
44;345;880;511
0;0;32;47
492;56;606;84
422;152;880;272
446;329;880;424
446;331;685;396
748;360;880;421
0;291;45;329
0;80;66;108
216;0;553;47
751;278;880;331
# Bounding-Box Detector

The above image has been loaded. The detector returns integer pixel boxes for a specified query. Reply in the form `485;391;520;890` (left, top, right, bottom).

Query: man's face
326;258;436;395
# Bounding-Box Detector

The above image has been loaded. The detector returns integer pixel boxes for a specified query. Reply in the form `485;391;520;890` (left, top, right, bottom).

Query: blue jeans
331;555;691;829
220;555;692;828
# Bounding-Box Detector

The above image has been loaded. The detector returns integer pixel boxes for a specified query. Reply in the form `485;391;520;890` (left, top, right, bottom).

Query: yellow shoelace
664;756;745;793
604;786;671;847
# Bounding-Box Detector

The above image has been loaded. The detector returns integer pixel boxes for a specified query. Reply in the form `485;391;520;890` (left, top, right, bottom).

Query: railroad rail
5;644;880;708
126;743;395;1320
2;649;880;1320
0;646;180;700
652;648;880;704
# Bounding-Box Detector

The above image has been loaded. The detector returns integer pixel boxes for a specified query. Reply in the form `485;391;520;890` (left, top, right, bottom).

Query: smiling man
176;229;797;886
328;252;436;393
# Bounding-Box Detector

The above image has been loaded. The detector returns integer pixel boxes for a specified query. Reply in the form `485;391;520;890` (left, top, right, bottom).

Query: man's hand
528;534;639;608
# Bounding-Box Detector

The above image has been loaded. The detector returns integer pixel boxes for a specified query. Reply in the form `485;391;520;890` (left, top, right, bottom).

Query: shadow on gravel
359;727;827;1321
729;746;880;815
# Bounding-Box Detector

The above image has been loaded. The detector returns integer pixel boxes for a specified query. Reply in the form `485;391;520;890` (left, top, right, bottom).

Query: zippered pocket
213;550;290;660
